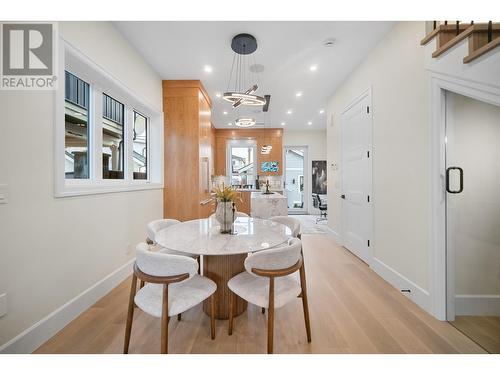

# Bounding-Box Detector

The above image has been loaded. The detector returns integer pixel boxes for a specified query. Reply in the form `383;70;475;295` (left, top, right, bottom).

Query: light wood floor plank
35;234;486;354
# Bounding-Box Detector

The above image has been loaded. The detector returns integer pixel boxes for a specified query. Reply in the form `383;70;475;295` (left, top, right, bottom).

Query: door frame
428;72;500;320
283;145;309;214
340;87;373;266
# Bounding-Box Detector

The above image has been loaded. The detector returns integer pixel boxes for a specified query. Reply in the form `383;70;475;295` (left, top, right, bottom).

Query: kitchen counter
250;192;288;219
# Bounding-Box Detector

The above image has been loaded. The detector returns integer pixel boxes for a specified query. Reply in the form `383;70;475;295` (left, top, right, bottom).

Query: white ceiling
114;21;394;130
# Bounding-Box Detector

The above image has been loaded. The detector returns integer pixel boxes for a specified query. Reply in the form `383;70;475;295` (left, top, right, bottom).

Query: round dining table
155;216;292;319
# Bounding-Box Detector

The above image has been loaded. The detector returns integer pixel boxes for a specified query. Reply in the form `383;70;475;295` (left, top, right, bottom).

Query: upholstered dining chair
124;243;217;354
227;238;311;354
269;216;301;238
147;218;199;269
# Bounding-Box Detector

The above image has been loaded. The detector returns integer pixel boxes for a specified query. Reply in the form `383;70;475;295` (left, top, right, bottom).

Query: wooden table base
202;254;248;319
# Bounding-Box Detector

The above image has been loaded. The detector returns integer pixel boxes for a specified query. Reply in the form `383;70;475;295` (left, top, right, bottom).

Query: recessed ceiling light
310;65;318;72
204;65;213;73
295;92;303;97
281;122;286;126
319;109;325;114
307;121;312;126
286;110;292;115
215;92;221;98
223;111;228;115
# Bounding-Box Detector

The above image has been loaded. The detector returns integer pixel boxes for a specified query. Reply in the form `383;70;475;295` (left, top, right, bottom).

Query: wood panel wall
214;128;283;176
163;80;214;221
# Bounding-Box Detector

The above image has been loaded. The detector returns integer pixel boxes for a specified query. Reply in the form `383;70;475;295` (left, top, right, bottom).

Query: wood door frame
428;72;500;321
283;145;309;214
340;87;373;266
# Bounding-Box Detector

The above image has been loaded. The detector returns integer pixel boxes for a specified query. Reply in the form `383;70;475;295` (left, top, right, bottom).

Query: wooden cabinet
213;128;283;177
236;191;252;215
163;80;215;221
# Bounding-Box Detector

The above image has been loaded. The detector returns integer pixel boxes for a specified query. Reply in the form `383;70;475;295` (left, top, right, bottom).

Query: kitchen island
250;191;288;219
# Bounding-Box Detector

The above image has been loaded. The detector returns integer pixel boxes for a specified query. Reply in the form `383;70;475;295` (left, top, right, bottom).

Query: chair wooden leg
228;289;234;335
210;293;216;340
261;307;265;314
267;277;275;354
123;274;137;354
139;280;145;289
299;263;312;342
161;285;169;354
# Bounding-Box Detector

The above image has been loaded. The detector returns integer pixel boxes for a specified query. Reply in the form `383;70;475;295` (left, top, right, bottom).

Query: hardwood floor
451;316;500;353
35;235;485;354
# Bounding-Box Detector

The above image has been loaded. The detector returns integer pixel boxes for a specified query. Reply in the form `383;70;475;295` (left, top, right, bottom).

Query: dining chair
227;238;311;354
124;243;217;354
147;218;199;269
269;216;301;238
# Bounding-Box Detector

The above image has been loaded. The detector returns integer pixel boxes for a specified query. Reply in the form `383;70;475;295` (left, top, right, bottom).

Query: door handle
341;194;346;199
446;167;464;194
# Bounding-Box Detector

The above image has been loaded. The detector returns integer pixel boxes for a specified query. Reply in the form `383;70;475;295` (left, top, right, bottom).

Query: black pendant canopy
231;33;258;55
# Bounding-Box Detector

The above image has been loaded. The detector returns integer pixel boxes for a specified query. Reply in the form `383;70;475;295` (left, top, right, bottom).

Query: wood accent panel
35;234;486;354
163;80;215;221
236;191;251;215
214;128;283;177
202;254;247;319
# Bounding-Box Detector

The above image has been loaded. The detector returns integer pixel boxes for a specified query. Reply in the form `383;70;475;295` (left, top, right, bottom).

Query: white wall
0;22;162;351
283;130;327;214
327;22;430;300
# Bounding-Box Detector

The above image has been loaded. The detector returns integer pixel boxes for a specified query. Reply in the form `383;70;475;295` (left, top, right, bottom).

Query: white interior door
341;90;372;264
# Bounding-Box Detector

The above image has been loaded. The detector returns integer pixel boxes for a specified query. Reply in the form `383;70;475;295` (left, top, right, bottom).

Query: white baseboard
371;257;431;314
324;226;341;245
455;294;500;316
0;259;134;354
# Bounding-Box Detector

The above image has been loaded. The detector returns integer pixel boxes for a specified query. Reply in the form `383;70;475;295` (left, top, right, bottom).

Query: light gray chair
227;238;311;354
147;218;198;258
269;216;301;238
124;243;217;354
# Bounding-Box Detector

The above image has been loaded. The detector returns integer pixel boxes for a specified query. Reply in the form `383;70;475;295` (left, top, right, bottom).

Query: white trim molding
0;259;134;354
455;295;500;316
371;257;431;313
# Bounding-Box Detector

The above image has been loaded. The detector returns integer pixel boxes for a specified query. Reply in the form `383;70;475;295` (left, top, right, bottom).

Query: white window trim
54;38;163;198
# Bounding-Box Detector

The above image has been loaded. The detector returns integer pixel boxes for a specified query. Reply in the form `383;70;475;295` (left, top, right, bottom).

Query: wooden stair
421;21;500;63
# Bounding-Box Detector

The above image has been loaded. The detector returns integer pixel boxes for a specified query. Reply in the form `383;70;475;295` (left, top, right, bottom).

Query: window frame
132;109;150;180
54;38;163;197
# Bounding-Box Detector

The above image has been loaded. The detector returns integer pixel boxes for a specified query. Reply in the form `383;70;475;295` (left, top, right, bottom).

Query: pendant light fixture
223;33;266;110
235;117;257;127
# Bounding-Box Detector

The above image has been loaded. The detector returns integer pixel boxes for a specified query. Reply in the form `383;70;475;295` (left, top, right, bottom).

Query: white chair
147;218;198;259
227;238;311;354
269;216;301;238
124;243;217;354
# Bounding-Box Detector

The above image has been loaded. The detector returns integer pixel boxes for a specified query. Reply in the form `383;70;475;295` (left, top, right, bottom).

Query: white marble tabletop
155;217;292;255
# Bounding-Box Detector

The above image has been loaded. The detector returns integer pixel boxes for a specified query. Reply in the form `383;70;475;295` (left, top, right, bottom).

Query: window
230;144;256;188
102;94;125;179
64;71;90;179
55;41;162;197
133;111;148;180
